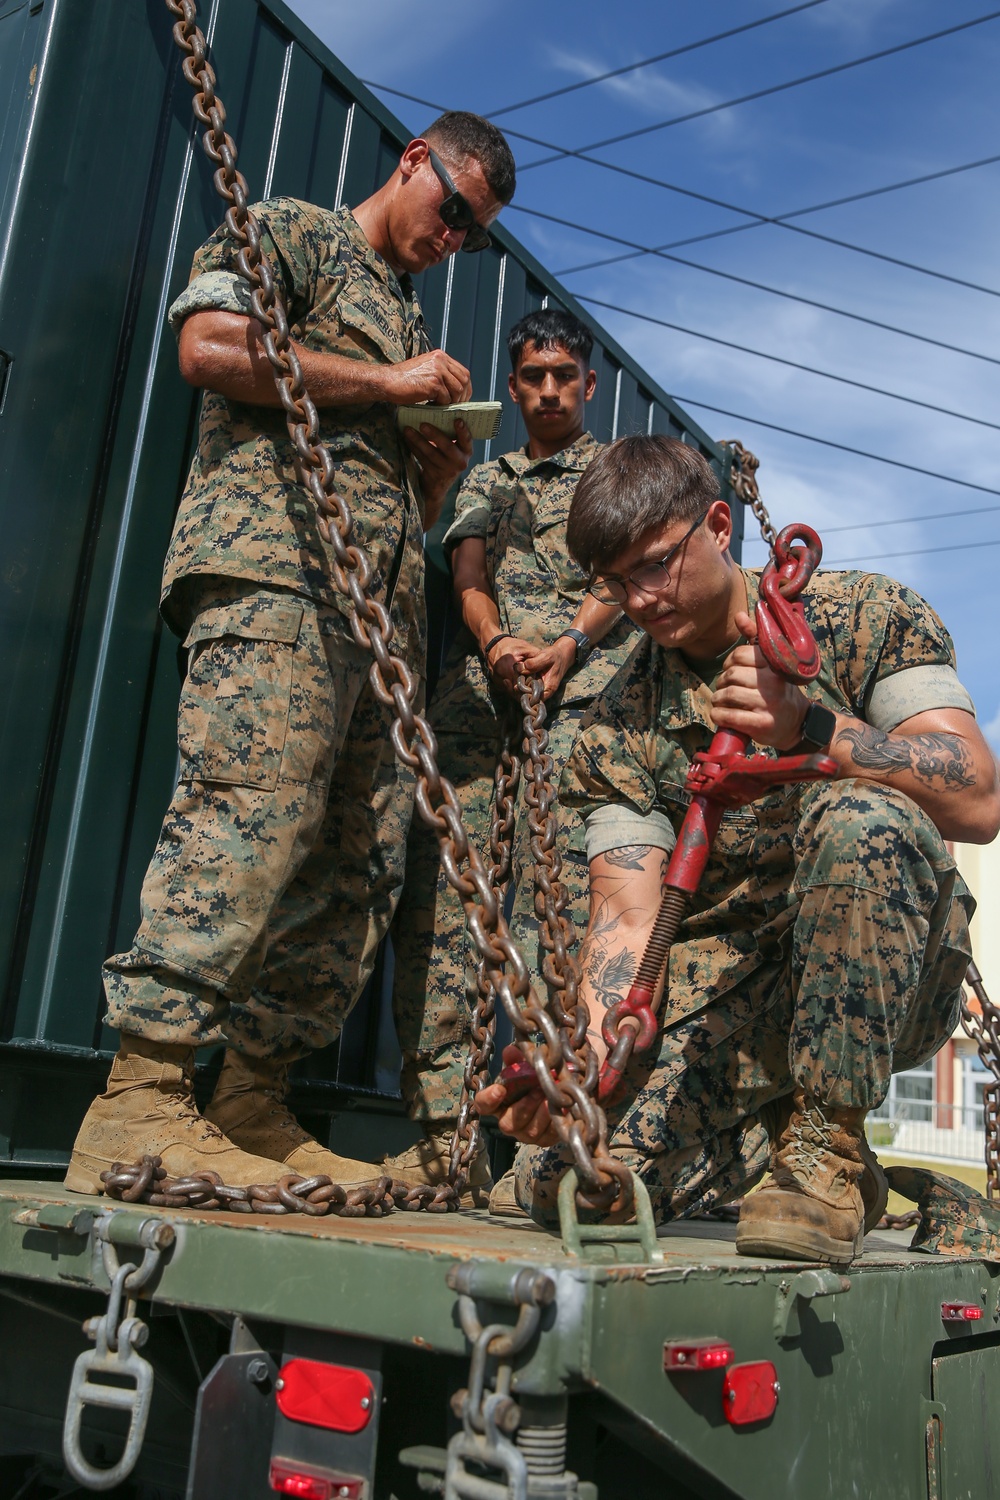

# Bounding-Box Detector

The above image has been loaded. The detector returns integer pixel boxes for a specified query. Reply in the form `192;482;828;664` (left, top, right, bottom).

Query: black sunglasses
427;149;491;254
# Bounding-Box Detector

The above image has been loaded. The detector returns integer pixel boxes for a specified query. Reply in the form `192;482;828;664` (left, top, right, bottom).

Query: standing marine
66;112;516;1195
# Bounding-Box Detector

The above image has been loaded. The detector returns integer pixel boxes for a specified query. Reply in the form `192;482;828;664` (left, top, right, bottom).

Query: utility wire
801;536;1000;566
575;293;1000;429
557;152;1000;277
518;12;1000;170
671;395;1000;499
366;78;1000;299
486;1;834;118
513;203;1000;367
818;503;1000;535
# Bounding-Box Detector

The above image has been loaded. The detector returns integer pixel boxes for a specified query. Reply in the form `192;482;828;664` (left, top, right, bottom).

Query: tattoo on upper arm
603;844;654;871
836;723;976;790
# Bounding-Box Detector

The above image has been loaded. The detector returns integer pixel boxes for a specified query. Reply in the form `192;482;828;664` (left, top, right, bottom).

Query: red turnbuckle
596;522;836;1104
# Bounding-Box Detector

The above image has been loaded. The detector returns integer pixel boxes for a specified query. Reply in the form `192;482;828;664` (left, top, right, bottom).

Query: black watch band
797;701;837;752
558;628;593;666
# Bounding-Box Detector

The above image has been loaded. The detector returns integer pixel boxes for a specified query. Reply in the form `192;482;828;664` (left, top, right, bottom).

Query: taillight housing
269;1463;362;1499
941;1302;983;1324
722;1361;780;1426
663;1338;735;1371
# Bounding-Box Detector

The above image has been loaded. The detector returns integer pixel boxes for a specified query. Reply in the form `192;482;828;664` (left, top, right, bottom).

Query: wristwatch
558;629;593;667
797;701;837;753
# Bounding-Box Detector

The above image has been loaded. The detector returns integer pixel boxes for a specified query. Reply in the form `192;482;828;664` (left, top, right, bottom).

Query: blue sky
287;0;1000;745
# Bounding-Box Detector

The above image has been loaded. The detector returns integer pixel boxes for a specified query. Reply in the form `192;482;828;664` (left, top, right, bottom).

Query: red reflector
664;1338;735;1371
269;1463;331;1500
941;1302;983;1323
275;1359;374;1433
722;1361;780;1426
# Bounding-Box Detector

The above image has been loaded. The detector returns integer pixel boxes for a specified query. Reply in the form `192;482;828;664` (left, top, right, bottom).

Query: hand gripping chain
152;0;629;1217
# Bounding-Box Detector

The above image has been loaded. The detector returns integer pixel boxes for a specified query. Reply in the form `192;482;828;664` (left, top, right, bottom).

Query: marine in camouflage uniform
476;434;1000;1262
66;118;517;1195
102;201;435;1058
391;433;637;1118
390;311;637;1130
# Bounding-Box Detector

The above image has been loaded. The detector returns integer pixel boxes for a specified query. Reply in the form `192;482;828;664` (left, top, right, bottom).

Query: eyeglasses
588;510;709;605
427;149;491;254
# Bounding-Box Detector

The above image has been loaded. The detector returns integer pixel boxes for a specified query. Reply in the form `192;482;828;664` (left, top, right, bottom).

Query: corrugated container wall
0;0;738;1165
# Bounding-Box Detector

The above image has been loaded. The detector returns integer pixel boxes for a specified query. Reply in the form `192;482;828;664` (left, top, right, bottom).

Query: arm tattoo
591;948;637;1009
603;844;654;871
836;723;975;791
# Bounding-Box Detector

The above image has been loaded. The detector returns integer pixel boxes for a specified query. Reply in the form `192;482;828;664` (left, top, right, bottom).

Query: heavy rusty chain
102;1157;454;1214
960;961;1000;1199
449;738;520;1185
164;0;627;1215
726;439;777;557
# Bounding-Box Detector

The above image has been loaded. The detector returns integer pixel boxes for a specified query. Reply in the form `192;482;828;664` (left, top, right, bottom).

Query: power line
513;203;1000;368
575;293;1000;429
556;152;1000;278
366;78;1000;301
518;13;1000;170
671;395;1000;498
818;536;1000;567
486;1;834;118
821;503;1000;535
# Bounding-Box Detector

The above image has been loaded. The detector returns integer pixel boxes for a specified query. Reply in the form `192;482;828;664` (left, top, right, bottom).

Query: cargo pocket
181;596;304;790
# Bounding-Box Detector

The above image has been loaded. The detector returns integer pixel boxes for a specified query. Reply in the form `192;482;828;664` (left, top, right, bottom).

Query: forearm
565;595;623;647
579;846;671;1066
179;312;393;407
826;707;1000;843
451;538;503;651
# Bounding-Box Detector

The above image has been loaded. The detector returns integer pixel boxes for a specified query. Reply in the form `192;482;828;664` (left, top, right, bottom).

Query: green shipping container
0;0;736;1170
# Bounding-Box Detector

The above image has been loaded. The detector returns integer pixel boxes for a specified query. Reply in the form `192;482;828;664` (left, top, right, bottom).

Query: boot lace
783;1106;836;1179
166;1074;231;1144
261;1073;310;1144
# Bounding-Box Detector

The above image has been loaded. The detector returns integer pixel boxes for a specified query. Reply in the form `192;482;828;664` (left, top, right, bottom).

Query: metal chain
164;0;627;1215
960;961;1000;1199
102;1156;456;1214
725;439;777;557
449;737;520;1188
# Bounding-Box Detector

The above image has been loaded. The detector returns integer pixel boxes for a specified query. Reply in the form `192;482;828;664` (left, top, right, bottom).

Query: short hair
423;112;516;205
566;434;721;574
507;308;594;370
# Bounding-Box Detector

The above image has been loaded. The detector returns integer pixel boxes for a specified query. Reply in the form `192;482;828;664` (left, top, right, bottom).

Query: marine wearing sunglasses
427;148;493;254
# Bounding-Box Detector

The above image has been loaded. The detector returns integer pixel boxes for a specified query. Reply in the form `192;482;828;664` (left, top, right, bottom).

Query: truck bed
0;1176;994;1499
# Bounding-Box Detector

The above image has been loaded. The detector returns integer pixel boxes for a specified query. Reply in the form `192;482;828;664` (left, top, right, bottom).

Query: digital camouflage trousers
104;581;419;1060
390;692;590;1120
514;779;975;1224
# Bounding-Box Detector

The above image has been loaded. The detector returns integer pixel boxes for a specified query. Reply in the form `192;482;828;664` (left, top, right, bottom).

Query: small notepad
396;401;503;441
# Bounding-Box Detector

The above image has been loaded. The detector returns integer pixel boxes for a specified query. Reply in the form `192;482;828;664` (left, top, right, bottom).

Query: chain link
725;439;777;558
102;1156;456;1214
164;0;628;1215
960;961;1000;1199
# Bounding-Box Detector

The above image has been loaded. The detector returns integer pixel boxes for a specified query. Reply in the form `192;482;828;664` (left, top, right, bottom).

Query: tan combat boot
736;1089;870;1264
381;1121;493;1207
205;1051;383;1186
65;1034;287;1195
